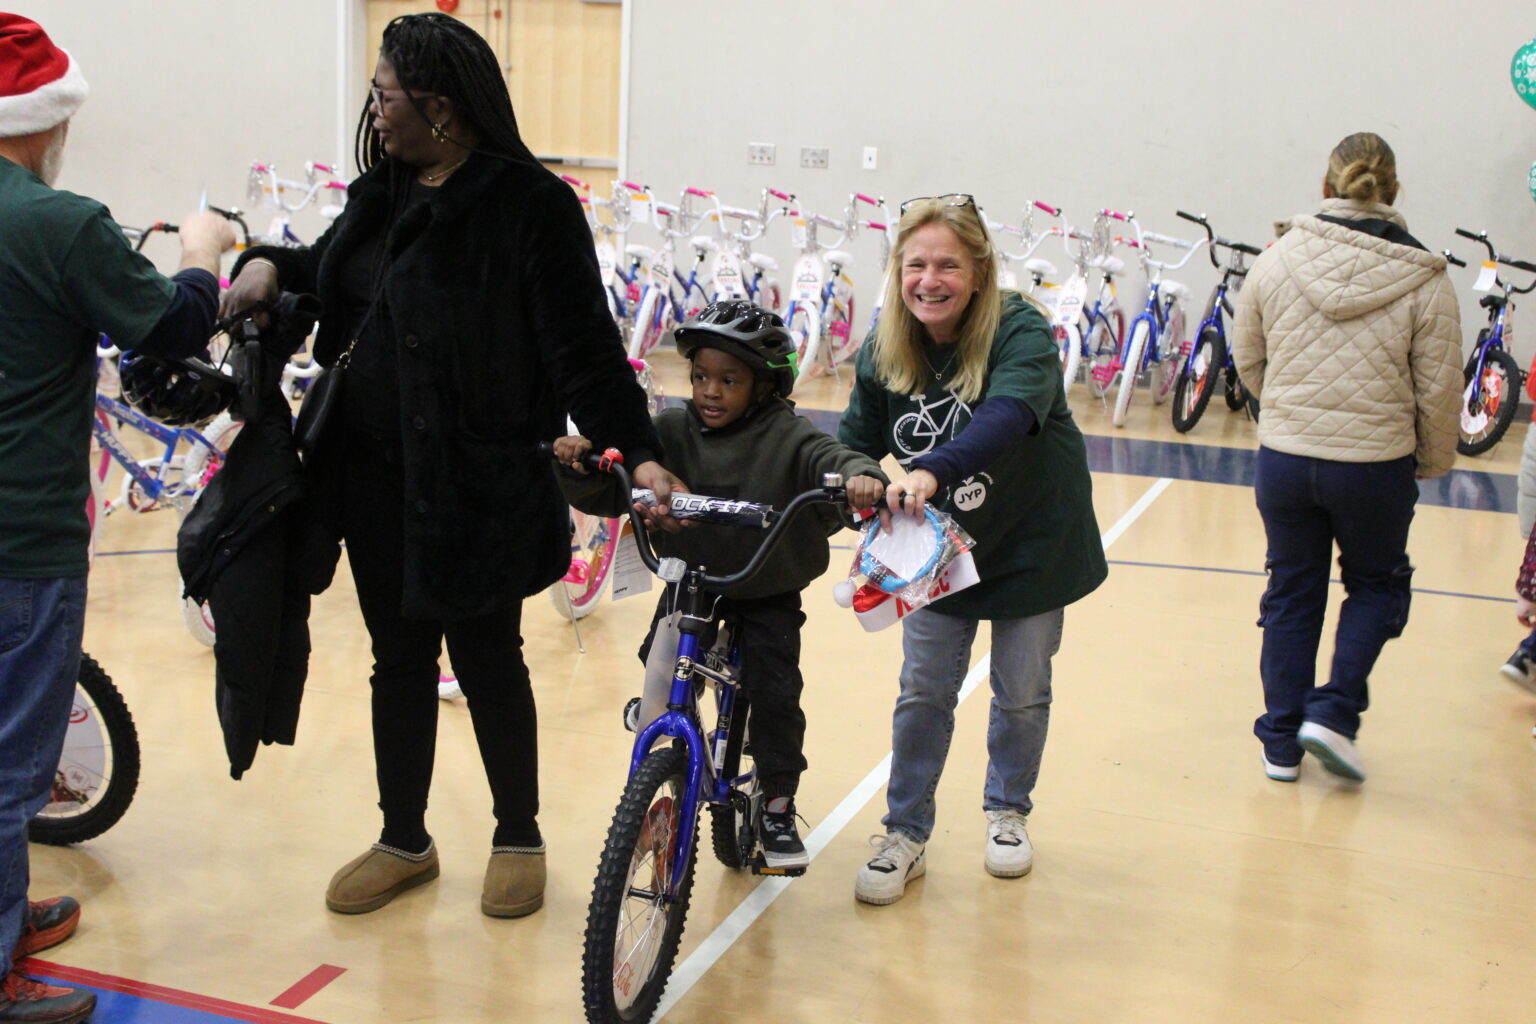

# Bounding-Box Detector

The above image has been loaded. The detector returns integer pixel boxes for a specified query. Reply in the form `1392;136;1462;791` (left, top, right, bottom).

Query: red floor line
20;958;331;1024
271;964;347;1009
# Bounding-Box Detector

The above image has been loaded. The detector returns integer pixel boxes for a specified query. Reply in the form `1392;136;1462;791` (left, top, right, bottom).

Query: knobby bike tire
1458;347;1522;456
1112;322;1148;427
1171;329;1221;433
29;653;141;845
708;692;755;869
582;746;698;1024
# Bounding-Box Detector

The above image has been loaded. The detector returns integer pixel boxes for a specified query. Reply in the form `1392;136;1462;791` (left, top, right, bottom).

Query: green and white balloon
1514;38;1536;110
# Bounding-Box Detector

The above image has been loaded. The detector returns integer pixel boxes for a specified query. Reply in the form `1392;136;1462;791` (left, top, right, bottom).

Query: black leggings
341;428;540;848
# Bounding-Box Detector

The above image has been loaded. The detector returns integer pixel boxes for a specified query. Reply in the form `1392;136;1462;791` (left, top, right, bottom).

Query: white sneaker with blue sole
1298;721;1366;782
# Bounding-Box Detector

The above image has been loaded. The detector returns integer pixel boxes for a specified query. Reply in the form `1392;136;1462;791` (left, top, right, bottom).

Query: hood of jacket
1271;198;1447;322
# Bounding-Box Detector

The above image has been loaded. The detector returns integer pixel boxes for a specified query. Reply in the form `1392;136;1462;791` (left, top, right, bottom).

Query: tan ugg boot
326;841;440;914
481;845;546;918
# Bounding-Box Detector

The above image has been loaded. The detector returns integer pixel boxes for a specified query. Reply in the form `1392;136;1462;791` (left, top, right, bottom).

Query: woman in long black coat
221;13;681;919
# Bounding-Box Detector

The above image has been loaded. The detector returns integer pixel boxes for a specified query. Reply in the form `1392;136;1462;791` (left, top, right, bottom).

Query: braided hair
355;12;539;173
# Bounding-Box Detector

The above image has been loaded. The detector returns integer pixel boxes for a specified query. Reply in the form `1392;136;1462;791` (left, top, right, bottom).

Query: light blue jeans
884;605;1063;844
0;576;87;976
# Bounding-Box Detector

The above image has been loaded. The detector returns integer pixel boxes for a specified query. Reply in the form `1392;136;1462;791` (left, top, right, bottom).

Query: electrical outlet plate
800;147;829;170
862;146;878;170
747;142;775;166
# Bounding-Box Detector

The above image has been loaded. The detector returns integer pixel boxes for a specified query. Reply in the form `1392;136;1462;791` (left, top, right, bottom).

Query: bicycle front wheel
1458;347;1522;456
29;653;141;845
1058;323;1082;390
1112;322;1148;427
582;746;698;1024
550;511;621;621
1171;329;1221;433
1086;314;1121;398
789;304;821;384
1151;303;1185;405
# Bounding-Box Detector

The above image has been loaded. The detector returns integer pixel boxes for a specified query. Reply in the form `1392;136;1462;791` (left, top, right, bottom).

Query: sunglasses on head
899;193;976;215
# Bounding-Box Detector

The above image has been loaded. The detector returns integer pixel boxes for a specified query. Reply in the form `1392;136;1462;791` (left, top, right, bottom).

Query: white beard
38;128;66;186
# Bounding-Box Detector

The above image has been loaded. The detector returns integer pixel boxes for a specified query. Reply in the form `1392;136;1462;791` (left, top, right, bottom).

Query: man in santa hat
0;13;236;1022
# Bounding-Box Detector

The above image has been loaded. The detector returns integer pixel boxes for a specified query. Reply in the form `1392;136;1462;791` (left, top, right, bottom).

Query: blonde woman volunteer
837;195;1107;905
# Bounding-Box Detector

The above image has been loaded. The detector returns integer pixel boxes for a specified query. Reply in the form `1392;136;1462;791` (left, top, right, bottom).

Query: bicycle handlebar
1176;210;1262;269
1443;250;1467;269
1453;228;1536;293
539;443;852;592
1032;200;1061;217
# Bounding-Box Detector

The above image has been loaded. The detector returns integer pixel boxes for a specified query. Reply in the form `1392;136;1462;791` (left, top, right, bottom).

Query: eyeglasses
899;193;976;215
369;79;435;107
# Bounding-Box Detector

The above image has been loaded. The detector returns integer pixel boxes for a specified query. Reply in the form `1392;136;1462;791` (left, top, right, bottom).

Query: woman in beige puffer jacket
1231;131;1461;786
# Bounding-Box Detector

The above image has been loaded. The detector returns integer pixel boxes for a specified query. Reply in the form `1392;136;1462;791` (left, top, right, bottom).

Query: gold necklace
923;345;958;380
419;157;468;183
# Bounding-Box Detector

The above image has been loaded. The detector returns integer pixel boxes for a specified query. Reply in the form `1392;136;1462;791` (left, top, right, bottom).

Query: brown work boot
481;845;546;918
325;841;439;914
12;899;80;959
0;970;95;1023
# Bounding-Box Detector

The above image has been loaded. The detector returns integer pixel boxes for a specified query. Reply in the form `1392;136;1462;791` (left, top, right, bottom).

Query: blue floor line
1106;558;1512;604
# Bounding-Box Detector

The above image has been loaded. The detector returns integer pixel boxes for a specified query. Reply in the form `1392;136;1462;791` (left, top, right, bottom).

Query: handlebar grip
768;188;794;202
560;173;590;190
1175;210;1205;225
1100;209;1129;222
855;192;881;206
1442;251;1467;268
1454;227;1482;241
1233;242;1263;256
685;186;713;198
1032;200;1060;216
1506;257;1536;274
621;180;646;193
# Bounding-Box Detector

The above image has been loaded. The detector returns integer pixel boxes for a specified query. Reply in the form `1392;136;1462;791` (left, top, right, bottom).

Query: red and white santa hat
0;13;88;138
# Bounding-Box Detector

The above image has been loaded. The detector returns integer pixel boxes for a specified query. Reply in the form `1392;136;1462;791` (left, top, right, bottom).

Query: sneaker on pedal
854;831;925;905
0;970;95;1024
1499;648;1536;696
984;810;1034;877
759;797;808;870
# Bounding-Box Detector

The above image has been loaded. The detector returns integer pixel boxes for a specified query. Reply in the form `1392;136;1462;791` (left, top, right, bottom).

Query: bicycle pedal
750;861;806;878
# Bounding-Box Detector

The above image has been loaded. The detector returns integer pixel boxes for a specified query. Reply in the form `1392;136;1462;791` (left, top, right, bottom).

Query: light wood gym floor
25;348;1535;1023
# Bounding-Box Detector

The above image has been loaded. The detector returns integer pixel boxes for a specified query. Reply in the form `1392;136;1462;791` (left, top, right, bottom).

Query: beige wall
27;0;364;272
626;0;1536;362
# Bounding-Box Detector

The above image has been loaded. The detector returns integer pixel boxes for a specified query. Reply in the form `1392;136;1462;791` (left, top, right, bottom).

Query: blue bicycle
1447;228;1536;456
1169;211;1264;432
569;448;852;1024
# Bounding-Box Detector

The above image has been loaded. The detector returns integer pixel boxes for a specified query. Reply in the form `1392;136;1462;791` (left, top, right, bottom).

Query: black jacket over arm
235;154;664;620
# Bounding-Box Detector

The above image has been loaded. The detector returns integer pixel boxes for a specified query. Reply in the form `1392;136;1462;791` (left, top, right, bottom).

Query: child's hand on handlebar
845;474;885;512
553;434;593;474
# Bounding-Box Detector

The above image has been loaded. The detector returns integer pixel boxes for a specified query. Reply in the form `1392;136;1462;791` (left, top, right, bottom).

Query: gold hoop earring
431;121;448;143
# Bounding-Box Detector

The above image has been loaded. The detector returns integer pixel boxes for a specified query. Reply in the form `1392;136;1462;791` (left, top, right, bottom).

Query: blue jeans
0;576;87;976
884;605;1063;844
1253;448;1415;764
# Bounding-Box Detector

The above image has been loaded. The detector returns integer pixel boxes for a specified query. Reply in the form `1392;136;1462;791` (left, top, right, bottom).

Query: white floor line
655;475;1174;1018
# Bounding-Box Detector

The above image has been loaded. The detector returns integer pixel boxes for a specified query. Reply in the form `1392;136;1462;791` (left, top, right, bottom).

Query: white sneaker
1298;721;1366;782
854;832;926;905
984;810;1034;878
1261;752;1300;782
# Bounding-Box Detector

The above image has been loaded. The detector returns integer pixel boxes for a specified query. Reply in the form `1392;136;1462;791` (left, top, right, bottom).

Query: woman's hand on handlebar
219;261;279;321
553;434;593;474
882;469;939;530
632;460;690;533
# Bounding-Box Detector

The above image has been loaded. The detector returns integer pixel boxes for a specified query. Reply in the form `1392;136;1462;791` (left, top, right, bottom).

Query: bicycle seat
826;249;855;269
1089;255;1125;275
748;253;779;272
625;244;655;262
1024;257;1057;278
1160;280;1190;300
690;235;718;254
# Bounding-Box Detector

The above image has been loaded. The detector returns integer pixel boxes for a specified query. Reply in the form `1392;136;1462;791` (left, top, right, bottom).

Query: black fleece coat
235;154;663;619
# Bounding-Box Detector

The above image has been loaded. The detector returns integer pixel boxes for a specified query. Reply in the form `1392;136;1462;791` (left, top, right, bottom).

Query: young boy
555;300;885;869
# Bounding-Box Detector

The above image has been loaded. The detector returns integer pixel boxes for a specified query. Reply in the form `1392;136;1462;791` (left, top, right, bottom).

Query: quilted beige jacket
1231;198;1462;478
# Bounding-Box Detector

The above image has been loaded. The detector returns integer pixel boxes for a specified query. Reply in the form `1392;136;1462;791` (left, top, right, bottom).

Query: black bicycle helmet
118;349;229;427
672;300;799;397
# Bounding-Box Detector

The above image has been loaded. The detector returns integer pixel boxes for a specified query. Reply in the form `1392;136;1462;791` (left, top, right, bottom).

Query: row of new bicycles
567;176;1536;455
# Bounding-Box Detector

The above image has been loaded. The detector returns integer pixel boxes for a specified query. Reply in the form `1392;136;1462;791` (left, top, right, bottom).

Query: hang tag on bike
1474;260;1498;293
790;217;808;250
629;192;651;227
1053;276;1088;327
607;528;653;602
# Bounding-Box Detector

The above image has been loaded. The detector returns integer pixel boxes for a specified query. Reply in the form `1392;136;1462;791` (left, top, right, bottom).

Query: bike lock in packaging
832;508;978;631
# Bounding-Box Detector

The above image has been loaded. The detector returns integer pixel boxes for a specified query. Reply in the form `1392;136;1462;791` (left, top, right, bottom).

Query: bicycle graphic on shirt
892;391;992;510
